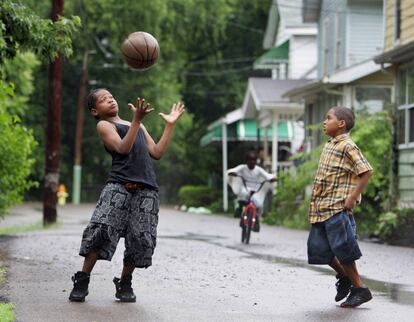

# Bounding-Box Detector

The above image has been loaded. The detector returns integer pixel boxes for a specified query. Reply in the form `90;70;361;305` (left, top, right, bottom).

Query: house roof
374;41;414;64
284;59;391;100
245;77;309;105
241;77;309;119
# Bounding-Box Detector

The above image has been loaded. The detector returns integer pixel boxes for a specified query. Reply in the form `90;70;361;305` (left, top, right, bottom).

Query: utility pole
72;49;88;204
43;0;64;225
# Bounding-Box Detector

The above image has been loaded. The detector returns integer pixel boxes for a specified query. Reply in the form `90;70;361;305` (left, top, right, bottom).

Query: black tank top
104;122;158;190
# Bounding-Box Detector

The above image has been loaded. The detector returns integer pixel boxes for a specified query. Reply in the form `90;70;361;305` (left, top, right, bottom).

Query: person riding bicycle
227;151;276;232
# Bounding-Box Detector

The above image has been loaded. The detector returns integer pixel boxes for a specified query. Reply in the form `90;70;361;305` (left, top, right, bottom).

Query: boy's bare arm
344;170;373;211
144;102;185;160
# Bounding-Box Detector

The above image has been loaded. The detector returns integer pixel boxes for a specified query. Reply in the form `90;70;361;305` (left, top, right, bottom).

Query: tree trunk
43;0;64;225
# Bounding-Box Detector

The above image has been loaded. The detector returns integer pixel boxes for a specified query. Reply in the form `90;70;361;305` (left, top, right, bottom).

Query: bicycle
229;174;273;244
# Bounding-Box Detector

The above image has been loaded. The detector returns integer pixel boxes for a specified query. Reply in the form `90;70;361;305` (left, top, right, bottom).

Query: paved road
1;204;414;321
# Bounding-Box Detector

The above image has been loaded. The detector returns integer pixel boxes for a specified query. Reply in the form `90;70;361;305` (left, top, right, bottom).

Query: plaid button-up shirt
308;133;373;224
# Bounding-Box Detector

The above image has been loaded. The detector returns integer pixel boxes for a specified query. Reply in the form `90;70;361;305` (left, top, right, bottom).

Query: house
374;0;414;208
284;0;393;151
255;0;318;80
242;0;318;173
200;0;317;210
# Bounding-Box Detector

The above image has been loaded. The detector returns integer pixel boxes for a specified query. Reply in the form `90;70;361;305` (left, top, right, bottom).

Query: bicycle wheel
244;208;253;244
241;225;247;243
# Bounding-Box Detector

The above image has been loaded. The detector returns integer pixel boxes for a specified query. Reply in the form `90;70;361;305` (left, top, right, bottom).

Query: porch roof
200;119;290;147
284;59;391;100
241;77;309;118
374;41;414;64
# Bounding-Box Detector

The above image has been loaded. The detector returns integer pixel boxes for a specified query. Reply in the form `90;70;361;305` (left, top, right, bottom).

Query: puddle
160;232;414;307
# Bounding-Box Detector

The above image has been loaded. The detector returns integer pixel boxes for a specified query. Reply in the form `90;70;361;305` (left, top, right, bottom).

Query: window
398;65;414;147
399;69;407;105
354;86;392;113
394;0;401;44
410;109;414;143
408;71;414;103
398;109;406;144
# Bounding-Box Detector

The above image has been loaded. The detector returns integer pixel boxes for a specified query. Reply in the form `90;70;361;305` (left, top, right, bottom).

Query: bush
178;185;220;208
264;145;322;229
0;81;37;216
375;208;414;246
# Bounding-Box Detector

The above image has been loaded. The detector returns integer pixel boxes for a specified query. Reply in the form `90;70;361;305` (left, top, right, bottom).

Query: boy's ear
338;119;346;129
90;108;98;117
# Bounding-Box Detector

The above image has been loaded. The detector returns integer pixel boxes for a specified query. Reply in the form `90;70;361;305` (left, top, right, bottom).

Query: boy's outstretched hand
128;97;154;123
158;102;185;124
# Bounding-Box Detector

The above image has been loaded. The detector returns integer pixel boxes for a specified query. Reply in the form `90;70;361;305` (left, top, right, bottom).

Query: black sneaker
234;207;242;218
340;287;372;308
113;275;136;302
335;274;352;302
252;219;260;232
69;271;90;302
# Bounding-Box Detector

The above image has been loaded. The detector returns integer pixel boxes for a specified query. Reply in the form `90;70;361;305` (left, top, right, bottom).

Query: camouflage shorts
79;182;160;268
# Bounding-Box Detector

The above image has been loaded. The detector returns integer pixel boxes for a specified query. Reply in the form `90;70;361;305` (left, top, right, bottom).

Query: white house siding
290;35;317;79
318;0;347;77
347;0;384;66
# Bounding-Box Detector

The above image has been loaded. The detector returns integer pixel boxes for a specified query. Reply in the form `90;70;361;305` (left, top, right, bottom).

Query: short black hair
331;106;355;131
86;88;107;111
245;150;257;161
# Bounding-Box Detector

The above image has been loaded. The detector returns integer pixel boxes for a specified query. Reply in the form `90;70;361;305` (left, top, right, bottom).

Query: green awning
254;40;289;69
200;119;290;147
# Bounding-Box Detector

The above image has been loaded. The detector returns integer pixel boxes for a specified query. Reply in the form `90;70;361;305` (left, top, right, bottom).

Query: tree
20;0;270;204
0;0;80;217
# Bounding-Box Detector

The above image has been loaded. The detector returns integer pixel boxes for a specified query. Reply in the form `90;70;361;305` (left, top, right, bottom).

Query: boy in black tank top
69;88;185;302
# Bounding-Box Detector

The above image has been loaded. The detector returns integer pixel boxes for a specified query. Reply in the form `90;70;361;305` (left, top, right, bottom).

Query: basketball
121;31;160;70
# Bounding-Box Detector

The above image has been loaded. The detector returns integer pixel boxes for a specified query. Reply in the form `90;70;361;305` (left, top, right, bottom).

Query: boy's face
323;109;345;137
246;155;257;170
90;89;119;119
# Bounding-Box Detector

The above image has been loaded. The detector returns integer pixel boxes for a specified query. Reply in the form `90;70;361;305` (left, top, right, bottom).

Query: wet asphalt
0;203;413;322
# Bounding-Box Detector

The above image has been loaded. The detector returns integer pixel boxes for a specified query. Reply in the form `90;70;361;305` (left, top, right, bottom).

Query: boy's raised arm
144;102;185;160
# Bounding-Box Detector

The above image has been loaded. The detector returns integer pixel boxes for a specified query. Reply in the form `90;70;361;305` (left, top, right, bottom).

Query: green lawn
0;222;59;236
0;303;15;322
0;266;15;322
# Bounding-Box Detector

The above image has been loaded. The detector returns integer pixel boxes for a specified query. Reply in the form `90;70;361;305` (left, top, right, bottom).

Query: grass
0;266;15;322
0;222;60;236
0;303;15;322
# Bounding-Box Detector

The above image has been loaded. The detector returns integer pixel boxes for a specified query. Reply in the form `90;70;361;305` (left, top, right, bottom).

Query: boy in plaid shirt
307;106;373;307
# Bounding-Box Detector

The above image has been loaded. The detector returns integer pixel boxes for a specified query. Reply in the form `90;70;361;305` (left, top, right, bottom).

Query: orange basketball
121;31;160;70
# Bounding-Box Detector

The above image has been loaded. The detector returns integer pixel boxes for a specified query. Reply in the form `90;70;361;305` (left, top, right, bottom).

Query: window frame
398;104;414;149
398;63;414;149
352;84;394;113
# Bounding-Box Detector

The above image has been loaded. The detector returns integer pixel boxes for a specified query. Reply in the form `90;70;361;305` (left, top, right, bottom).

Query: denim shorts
307;211;362;265
79;183;160;268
